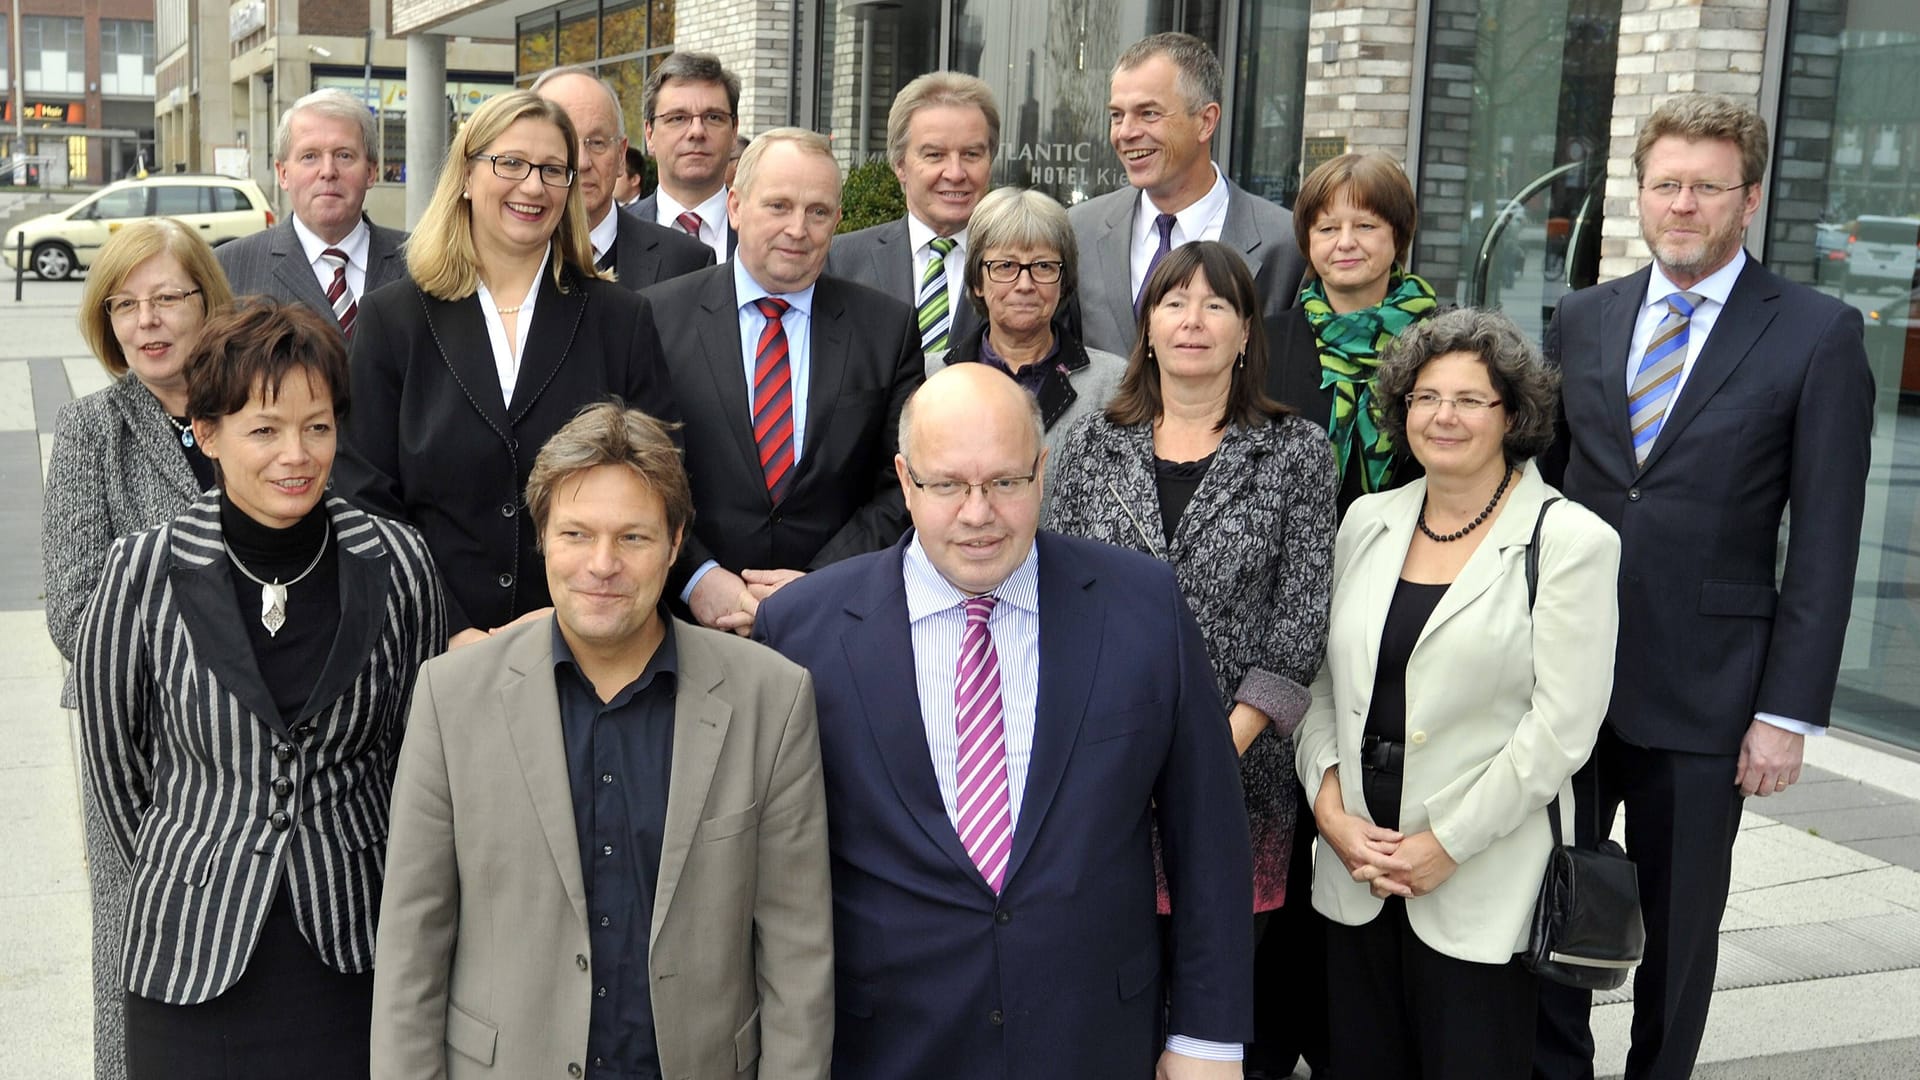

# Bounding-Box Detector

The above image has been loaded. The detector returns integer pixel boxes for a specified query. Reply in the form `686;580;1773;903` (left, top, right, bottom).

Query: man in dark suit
1069;33;1306;356
215;88;407;333
633;51;740;262
826;71;997;358
1534;94;1875;1080
754;363;1253;1079
532;66;713;289
640;128;923;639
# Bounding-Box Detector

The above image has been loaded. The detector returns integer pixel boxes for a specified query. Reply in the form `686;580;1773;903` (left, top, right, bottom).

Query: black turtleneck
221;494;342;721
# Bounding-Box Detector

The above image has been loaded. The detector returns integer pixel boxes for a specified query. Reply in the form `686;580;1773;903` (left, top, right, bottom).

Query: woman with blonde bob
335;89;678;647
43;216;235;1080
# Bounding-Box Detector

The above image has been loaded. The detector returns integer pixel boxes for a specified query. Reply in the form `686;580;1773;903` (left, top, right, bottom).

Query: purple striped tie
955;595;1013;893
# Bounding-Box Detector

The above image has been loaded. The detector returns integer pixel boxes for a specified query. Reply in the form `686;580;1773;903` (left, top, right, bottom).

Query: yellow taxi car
3;174;274;280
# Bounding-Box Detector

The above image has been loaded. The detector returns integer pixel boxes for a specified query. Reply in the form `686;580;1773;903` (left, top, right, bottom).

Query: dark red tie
751;297;795;501
676;210;703;238
320;247;357;337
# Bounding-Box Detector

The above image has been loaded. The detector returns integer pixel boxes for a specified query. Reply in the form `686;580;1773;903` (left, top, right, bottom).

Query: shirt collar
733;257;816;317
587;202;621;259
658;185;730;230
1645;248;1746;311
291;213;370;269
1136;163;1230;243
906;213;968;260
550;610;680;700
902;531;1040;623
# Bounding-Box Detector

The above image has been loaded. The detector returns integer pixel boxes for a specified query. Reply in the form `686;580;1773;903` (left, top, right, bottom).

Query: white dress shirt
654;185;731;264
473;246;549;404
291;214;369;302
1127;164;1232;300
1628;249;1818;739
906;213;968;323
900;536;1241;1064
587;203;621;265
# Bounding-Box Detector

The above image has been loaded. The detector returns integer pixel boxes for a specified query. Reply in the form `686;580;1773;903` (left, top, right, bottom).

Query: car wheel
31;242;75;281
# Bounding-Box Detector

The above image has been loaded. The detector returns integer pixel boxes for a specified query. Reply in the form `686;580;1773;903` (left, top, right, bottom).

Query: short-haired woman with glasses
940;187;1125;464
1293;308;1619;1078
1044;239;1337;956
43;217;236;1080
335;89;679;649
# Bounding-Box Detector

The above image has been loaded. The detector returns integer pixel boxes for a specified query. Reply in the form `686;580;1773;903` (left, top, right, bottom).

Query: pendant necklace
166;414;195;448
223;526;329;637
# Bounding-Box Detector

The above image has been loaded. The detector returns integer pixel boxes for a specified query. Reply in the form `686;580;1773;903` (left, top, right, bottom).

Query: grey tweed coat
43;372;205;1080
1044;409;1336;911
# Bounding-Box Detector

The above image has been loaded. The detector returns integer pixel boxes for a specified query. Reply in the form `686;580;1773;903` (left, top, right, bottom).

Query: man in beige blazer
371;404;833;1080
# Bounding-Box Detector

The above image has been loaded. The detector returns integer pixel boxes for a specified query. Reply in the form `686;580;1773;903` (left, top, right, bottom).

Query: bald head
899;363;1044;464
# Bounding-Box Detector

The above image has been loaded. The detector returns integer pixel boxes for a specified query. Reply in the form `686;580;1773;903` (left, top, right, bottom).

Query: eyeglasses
648;110;736;132
1405;391;1502;414
1640;180;1751;201
579;136;618;157
104;289;203;319
904;454;1041;502
982;259;1064;285
471;153;574;188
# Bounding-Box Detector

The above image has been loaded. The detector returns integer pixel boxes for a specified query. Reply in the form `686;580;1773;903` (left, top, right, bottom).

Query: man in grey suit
371;403;833;1080
1068;33;1306;356
633;52;741;262
533;66;715;287
825;72;998;359
215;88;407;335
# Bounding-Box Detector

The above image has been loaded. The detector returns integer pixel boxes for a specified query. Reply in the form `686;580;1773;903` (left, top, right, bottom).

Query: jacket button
272;776;293;798
769;510;782;525
1627;487;1641;502
1409;731;1428;745
576;953;589;970
500;501;517;517
995;910;1011;925
269;811;290;831
274;743;294;762
567;1064;582;1078
988;1009;1004;1026
497;572;514;588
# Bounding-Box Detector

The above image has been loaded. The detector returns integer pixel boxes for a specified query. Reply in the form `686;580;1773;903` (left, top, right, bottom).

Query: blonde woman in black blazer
76;303;444;1078
335;90;677;647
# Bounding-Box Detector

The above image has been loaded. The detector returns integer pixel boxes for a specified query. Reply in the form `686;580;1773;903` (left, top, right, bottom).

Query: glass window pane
816;0;939;169
558;1;599;66
604;0;646;57
1413;0;1620;343
1229;0;1310;208
1766;8;1920;750
518;15;557;78
601;57;650;146
652;0;675;52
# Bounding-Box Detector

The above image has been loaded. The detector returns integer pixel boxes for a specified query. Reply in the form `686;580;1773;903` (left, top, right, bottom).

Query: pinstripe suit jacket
214;217;409;329
75;492;446;1004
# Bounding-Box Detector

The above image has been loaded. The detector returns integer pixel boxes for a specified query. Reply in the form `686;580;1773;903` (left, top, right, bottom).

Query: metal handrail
1469;159;1591;306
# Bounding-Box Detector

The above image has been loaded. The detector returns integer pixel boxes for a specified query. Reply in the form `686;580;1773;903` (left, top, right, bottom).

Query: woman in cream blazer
1294;309;1620;1079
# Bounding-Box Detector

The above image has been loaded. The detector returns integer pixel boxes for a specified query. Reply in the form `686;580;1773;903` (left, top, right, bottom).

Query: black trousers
1534;725;1745;1080
1326;896;1538;1080
124;890;374;1080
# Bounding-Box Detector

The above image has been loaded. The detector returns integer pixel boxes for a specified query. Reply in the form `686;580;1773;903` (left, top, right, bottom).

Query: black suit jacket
638;265;924;591
631;191;737;258
336;266;677;633
604;206;715;289
1542;256;1874;754
825;215;982;349
214;217;409;329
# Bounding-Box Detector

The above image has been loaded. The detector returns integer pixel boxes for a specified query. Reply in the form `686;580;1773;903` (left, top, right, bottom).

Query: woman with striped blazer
75;302;446;1078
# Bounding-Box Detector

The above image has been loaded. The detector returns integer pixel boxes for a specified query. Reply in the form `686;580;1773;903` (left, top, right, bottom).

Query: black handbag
1517;498;1646;991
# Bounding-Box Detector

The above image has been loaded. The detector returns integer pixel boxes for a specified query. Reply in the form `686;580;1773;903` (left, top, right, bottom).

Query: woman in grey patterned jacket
42;218;234;1080
1044;240;1336;926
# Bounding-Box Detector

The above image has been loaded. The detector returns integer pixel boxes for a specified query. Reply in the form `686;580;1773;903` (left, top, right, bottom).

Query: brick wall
1299;0;1419;158
676;0;792;141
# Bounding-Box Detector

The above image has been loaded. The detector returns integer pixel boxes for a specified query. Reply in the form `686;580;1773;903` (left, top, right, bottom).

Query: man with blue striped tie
1536;94;1875;1080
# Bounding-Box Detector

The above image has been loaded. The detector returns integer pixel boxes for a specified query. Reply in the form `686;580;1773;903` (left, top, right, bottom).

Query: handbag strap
1527;497;1570;849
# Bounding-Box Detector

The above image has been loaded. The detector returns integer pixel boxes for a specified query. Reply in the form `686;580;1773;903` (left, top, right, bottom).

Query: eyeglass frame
902;453;1043;501
1404;391;1503;414
981;258;1065;285
646;110;737;132
1638;180;1753;201
104;288;205;319
470;152;575;188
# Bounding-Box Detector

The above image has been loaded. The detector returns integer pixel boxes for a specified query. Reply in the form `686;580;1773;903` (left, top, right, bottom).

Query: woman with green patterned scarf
1266;152;1438;514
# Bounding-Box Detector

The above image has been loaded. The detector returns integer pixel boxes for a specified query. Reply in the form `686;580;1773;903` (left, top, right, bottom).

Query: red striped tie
320;247;356;337
676;210;703;238
751;297;795;501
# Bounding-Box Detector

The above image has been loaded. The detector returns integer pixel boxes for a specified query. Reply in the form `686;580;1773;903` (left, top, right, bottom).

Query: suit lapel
499;626;589;928
614;212;658;288
365;224;406;294
1094;195;1137;349
1348;486;1417;677
1171;425;1262;551
294;499;393;723
1004;535;1098;889
1599;271;1647;475
108;376;201;501
507;268;589;422
694;271;768;490
840;544;985;890
1638;259;1777;475
419;288;513;433
651;627;732;949
1414;467;1547;650
791;281;850;494
167;497;287;735
878;219;913;305
1218;182;1268;275
268;224;337;315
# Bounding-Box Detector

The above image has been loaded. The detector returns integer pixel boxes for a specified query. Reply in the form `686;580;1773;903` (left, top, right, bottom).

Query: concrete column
405;33;448;229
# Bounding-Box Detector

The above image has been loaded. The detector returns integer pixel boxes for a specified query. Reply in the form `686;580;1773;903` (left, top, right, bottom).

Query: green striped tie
916;237;958;356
